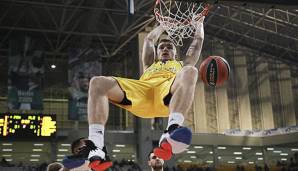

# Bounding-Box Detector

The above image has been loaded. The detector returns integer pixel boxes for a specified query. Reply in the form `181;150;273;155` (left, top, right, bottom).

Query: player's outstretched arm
142;25;165;71
184;16;205;66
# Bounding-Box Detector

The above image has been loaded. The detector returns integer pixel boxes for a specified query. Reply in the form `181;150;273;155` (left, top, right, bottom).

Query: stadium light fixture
2;154;12;157
30;159;39;162
218;146;226;149
58;149;68;152
234;152;242;155
51;64;56;69
273;151;282;153
115;144;126;147
2;149;13;152
57;154;65;157
242;147;251;150
187;150;196;154
32;149;42;152
2;143;12;146
31;154;40;157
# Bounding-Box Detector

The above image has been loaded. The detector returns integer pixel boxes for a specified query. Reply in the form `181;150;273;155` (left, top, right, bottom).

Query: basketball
199;56;230;87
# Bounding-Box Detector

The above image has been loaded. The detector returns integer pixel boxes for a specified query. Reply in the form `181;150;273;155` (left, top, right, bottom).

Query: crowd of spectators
0;152;298;171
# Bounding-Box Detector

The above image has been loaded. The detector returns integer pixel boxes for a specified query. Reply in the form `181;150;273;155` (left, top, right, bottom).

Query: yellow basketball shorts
111;76;176;118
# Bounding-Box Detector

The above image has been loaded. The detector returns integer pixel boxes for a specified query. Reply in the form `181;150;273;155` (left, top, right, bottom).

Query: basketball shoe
65;140;112;171
154;124;192;160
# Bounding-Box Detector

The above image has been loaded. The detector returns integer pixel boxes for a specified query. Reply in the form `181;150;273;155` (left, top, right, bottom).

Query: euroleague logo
207;59;217;86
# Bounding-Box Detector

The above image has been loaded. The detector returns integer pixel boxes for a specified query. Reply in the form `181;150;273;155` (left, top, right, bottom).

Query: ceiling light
194;146;204;149
58;149;68;152
30;159;39;162
190;156;197;159
56;159;63;162
2;149;12;152
131;155;135;158
112;155;116;157
258;158;263;160
280;153;288;156
218;146;226;150
281;158;287;161
6;159;13;162
256;152;263;155
34;144;44;146
31;155;40;157
206;161;213;163
235;157;242;160
2;154;12;157
209;151;213;154
218;156;222;159
57;154;65;157
242;147;251;150
187;151;196;154
228;161;235;164
291;149;298;151
184;160;192;163
61;144;71;147
234;152;242;155
267;147;274;151
112;149;121;153
32;149;42;152
273;151;282;153
115;144;126;147
2;143;12;146
248;161;254;164
51;64;56;69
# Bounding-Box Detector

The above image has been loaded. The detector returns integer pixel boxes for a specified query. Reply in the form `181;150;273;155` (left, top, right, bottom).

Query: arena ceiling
0;0;298;64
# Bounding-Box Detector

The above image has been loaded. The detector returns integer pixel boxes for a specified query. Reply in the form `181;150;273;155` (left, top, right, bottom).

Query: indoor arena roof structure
1;0;298;166
0;0;298;65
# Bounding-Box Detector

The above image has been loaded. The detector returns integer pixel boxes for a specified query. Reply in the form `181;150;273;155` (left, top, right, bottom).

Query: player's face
148;153;164;170
157;41;176;61
79;78;89;92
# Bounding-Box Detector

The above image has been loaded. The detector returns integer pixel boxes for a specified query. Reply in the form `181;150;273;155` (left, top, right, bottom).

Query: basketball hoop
154;0;211;46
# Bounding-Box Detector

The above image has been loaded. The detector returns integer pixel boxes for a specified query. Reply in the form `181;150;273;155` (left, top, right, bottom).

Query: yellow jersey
140;60;183;81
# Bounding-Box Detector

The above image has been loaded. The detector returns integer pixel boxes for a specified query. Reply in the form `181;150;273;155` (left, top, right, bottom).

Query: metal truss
0;0;297;63
205;4;298;63
0;0;154;58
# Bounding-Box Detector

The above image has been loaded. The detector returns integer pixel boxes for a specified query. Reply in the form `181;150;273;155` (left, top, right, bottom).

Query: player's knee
181;66;198;84
89;76;109;93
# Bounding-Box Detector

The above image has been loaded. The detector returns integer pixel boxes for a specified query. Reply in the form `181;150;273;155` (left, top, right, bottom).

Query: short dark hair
148;150;154;160
158;38;173;45
71;137;86;154
47;162;63;171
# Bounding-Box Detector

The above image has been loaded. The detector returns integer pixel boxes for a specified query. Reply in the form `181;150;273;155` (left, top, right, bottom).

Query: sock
88;124;105;149
166;112;184;130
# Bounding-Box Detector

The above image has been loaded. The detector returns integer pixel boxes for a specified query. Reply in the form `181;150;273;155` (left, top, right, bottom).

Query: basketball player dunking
65;16;205;171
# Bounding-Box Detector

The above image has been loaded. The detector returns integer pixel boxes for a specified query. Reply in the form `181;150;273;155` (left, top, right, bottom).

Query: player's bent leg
154;66;197;160
88;76;124;170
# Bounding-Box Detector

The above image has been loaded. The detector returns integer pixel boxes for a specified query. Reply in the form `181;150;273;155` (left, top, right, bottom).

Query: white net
154;0;209;46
